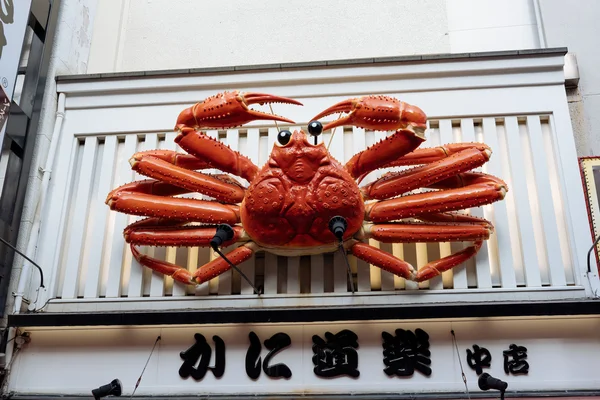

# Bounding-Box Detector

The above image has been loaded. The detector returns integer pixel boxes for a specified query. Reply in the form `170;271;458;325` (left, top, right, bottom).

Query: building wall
538;0;600;157
86;0;451;72
87;0;546;73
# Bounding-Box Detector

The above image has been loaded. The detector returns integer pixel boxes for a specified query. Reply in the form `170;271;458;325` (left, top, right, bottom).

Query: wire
451;329;471;400
0;236;44;288
337;243;355;293
587;235;600;273
212;246;261;295
130;336;161;399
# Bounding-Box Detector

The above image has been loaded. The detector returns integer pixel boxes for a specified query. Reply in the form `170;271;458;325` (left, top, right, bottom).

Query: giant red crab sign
106;91;507;293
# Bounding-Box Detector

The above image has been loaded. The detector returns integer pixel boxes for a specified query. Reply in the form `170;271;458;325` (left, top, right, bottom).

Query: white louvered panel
482;118;517;288
526;116;567;286
504;117;542;287
51;113;575;301
461;119;493;289
60;137;98;299
83;136;117;298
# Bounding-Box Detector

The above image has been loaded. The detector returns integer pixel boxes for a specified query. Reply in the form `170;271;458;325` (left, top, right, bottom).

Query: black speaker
478;372;508;391
92;379;122;400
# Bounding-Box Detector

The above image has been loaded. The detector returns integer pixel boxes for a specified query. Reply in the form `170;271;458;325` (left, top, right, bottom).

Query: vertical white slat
135;133;165;297
483;118;520;288
105;135;138;297
162;131;188;297
215;129;242;296
287;256;301;294
392;243;406;290
264;253;278;294
83;136;117;298
415;243;429;290
125;136;147;298
461;119;492;288
549;100;592;289
333;251;348;293
482;119;517;288
352;127;371;292
526;116;566;286
505;117;542;287
328;126;349;292
379;243;396;291
425;122;444;290
240;128;260;295
261;128;280;293
61;137;98;299
36;133;77;300
204;130;221;295
439;119;465;288
541;119;574;284
310;255;325;293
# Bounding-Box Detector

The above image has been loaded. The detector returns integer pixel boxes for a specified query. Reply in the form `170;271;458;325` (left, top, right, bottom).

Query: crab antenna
326;113;345;151
268;104;280;132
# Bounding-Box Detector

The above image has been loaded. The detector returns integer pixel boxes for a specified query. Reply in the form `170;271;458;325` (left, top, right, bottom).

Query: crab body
106;91;508;288
241;130;364;254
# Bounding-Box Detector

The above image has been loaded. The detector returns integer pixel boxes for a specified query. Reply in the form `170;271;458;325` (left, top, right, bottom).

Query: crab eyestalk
175;91;303;131
311;95;427;139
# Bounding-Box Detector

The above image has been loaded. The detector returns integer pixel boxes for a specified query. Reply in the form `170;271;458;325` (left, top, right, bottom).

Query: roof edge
56;47;569;83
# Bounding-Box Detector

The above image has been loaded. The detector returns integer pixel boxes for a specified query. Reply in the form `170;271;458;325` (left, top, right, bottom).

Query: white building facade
2;1;600;399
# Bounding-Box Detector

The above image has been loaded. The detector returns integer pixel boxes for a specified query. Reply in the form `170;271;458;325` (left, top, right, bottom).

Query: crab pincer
174;91;303;182
312;95;428;179
175;91;303;131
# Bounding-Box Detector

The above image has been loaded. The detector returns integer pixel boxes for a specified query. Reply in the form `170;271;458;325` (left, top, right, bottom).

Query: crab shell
241;130;364;255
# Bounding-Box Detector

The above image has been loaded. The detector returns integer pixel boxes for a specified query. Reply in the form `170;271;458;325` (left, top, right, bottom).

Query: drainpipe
532;0;547;48
3;92;66;373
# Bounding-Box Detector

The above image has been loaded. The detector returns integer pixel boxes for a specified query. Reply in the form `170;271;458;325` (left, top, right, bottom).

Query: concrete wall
446;0;540;52
539;0;600;157
87;0;451;72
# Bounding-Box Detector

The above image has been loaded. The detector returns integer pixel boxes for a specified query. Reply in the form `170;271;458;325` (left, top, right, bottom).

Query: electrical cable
0;236;44;288
210;224;261;295
130;335;161;399
451;329;471;400
586;235;600;273
328;216;355;293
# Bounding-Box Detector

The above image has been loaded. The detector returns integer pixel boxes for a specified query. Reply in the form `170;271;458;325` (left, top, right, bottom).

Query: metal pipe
4;92;66;371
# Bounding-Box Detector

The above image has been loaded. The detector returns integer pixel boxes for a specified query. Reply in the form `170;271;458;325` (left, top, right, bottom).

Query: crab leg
362;147;492;200
107;192;240;224
349;240;483;282
360;222;492;243
417;212;493;227
312;95;428;179
387;143;492;167
125;224;245;247
131;242;255;285
130;152;245;203
175;91;303;183
366;180;506;222
349;241;417;280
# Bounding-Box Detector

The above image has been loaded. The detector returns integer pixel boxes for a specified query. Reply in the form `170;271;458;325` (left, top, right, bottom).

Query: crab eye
277;130;292;146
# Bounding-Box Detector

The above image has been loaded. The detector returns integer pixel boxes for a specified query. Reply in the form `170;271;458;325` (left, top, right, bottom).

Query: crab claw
176;91;303;130
312;95;427;139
